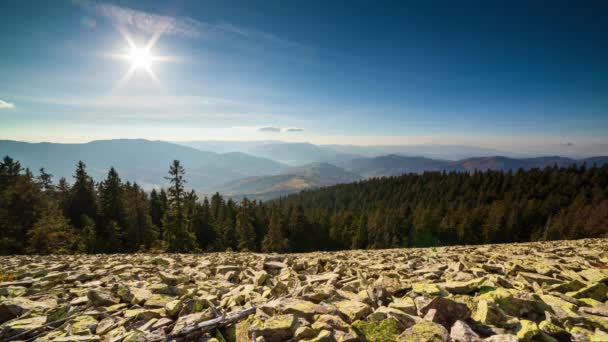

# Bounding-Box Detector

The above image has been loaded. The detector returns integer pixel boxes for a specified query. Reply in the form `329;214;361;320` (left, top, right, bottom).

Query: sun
107;26;178;89
128;46;153;70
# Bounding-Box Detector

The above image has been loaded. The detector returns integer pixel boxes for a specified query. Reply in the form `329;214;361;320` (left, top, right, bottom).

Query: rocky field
1;239;608;342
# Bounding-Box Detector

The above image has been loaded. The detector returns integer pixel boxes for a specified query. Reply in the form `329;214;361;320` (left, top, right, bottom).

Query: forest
0;155;606;255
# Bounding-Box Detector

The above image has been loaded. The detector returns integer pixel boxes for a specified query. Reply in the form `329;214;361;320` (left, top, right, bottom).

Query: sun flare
128;47;153;70
108;25;177;89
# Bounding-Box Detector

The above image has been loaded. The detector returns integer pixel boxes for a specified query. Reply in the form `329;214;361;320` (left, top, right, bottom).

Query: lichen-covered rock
388;296;417;315
0;315;46;339
0;239;606;341
567;282;608;302
87;289;119;307
250;314;297;342
335;300;373;322
397;320;449;342
443;278;486;294
352;317;401;341
67;315;98;335
515;320;540;341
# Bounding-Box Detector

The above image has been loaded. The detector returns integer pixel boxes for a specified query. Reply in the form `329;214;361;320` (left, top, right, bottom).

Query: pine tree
0;164;41;254
66;161;97;230
37;168;55;192
0;156;21;190
351;214;367;249
149;189;165;229
192;197;213;250
286;205;308;252
262;208;288;253
79;215;97;253
27;201;77;254
236;199;256;251
162;160;197;252
98;167;127;252
124;183;159;251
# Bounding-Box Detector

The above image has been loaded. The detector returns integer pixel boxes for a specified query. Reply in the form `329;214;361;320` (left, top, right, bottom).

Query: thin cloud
258;126;281;132
562;142;575;147
0;100;15;109
285;128;304;132
72;0;312;56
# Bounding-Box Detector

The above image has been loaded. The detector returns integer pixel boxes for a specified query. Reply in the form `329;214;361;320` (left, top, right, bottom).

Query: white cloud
0;100;15;109
258;126;281;132
72;0;312;56
285;127;304;132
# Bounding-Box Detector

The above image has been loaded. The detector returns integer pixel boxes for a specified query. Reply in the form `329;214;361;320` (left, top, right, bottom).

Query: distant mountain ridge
0;139;287;190
177;140;516;163
338;155;608;178
2;139;606;200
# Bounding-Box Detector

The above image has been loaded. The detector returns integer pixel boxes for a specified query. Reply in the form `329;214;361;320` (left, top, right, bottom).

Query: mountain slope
216;162;362;200
0;139;287;190
246;143;362;165
338;155;448;177
339;155;608;178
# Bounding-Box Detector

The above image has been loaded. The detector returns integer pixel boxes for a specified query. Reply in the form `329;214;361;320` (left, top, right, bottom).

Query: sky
0;0;607;155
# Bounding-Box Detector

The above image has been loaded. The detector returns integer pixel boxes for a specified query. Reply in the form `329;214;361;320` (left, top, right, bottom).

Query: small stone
418;297;471;329
335;300;373;322
483;334;519;342
172;310;215;334
0;286;27;297
1;316;46;338
443;278;485;294
578;269;608;283
389;296;417;315
87;289;119;307
68;315;98;335
567;282;608;301
96;317;116;335
250;314;297;342
517;272;563;286
165;299;182;317
294;326;317;340
450;320;481;342
516;320;540;341
264;261;288;270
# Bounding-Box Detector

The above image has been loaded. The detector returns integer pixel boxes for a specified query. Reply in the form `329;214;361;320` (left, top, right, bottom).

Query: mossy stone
352;317;400;342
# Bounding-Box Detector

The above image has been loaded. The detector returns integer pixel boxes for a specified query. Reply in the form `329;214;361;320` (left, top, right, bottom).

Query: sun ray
113;65;137;91
110;24;178;89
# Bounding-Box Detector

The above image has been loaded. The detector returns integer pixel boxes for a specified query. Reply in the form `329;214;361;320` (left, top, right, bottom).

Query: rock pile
1;239;607;341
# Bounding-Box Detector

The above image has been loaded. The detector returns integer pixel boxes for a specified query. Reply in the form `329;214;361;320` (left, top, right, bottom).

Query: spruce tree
37;168;55;192
66;161;97;230
236;199;256;251
286;205;308;252
162;160;197;252
351;214;367;249
27;201;77;254
124;183;159;251
98;167;127;252
262;208;288;253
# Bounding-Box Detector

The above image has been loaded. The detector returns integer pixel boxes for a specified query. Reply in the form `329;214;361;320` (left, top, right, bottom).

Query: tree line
0;156;606;255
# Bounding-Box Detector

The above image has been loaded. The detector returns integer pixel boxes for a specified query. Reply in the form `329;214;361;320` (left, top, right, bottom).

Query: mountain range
1;139;606;199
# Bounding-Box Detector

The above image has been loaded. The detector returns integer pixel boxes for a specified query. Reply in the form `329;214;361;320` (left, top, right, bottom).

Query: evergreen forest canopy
0;155;606;255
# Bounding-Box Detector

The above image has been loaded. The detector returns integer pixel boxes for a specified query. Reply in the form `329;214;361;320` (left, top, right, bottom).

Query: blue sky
0;0;607;154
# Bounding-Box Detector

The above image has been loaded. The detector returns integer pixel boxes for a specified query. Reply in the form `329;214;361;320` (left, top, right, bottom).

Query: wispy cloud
0;100;15;109
72;0;313;57
258;126;281;132
285;127;304;132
